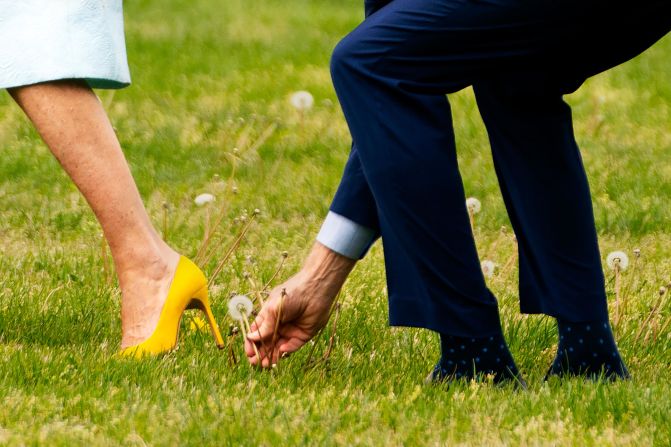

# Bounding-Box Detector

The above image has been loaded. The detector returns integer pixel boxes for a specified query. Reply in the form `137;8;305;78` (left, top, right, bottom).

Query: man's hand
245;243;356;367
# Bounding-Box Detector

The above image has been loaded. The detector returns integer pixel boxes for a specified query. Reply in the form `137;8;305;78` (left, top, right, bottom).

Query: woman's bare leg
9;80;179;348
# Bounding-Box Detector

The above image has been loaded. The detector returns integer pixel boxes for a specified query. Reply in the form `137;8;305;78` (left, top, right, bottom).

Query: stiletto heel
119;256;225;358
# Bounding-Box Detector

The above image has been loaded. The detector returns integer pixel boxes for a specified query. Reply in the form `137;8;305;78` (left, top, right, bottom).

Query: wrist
301;242;356;285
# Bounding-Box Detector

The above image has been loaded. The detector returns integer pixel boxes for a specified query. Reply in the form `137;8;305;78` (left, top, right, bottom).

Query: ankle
116;247;180;288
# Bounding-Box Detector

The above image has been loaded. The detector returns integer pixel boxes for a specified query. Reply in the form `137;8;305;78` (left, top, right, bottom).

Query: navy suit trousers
329;0;671;336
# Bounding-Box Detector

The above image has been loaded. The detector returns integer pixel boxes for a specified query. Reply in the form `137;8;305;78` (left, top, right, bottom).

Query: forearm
301;242;357;295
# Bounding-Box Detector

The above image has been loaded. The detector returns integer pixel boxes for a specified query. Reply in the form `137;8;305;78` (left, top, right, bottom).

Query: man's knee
330;35;360;85
330;29;384;87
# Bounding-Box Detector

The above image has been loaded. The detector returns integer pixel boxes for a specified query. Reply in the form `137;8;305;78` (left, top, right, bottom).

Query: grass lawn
0;0;670;445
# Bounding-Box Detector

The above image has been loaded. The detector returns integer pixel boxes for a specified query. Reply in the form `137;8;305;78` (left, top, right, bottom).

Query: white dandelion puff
606;251;629;271
194;193;215;207
481;260;496;278
228;295;253;321
290;91;314;111
466;197;482;214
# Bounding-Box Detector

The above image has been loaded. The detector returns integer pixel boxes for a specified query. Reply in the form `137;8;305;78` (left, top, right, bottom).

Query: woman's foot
118;247;181;348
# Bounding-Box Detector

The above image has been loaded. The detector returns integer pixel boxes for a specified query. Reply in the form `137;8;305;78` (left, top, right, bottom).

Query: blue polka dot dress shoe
426;332;527;388
545;319;630;381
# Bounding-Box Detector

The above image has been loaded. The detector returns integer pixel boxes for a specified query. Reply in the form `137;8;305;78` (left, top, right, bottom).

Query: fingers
277;337;306;355
248;325;311;368
246;310;275;344
256;337;294;368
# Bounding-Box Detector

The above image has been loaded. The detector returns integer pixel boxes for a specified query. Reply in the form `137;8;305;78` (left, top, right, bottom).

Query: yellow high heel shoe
119;256;225;358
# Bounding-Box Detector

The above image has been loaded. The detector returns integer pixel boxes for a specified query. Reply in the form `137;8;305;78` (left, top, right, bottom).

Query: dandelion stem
304;292;343;370
499;235;518;280
656;315;671;343
240;308;261;365
245;274;265;307
270;289;286;366
194;149;239;265
468;210;475;235
486;227;507;259
203;206;210;248
614;264;622;326
323;303;342;362
248;122;277;155
634;287;667;344
262;254;287;293
228;342;238;365
228;325;239;365
207;213;257;287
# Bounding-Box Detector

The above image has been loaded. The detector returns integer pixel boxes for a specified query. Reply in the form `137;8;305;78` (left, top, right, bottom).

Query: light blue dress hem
0;0;131;91
2;77;130;90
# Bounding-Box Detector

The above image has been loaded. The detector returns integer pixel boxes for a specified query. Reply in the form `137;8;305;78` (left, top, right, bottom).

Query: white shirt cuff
316;211;377;260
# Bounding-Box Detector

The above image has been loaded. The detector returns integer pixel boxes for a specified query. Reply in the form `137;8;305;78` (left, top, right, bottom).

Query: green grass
1;0;670;445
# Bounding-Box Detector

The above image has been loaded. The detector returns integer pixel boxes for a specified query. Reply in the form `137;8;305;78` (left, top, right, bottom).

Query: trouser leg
329;0;669;336
474;77;607;321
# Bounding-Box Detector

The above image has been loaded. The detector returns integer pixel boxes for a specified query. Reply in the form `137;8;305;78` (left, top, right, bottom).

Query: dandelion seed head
228;295;253;321
194;193;215;207
253;208;261;215
232;186;239;194
282;251;289;258
466;197;482;214
660;286;667;296
606;251;629;271
290;90;314;111
480;260;496;278
633;248;641;258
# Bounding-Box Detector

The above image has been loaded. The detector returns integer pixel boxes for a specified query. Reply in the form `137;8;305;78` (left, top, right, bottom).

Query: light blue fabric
0;0;130;90
316;211;376;260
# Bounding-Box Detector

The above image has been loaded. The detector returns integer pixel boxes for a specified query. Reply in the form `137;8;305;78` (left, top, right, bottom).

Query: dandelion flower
228;295;253;321
290;91;314;111
188;316;208;333
606;251;629;271
194;193;215;207
481;260;496;278
466;197;482;214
